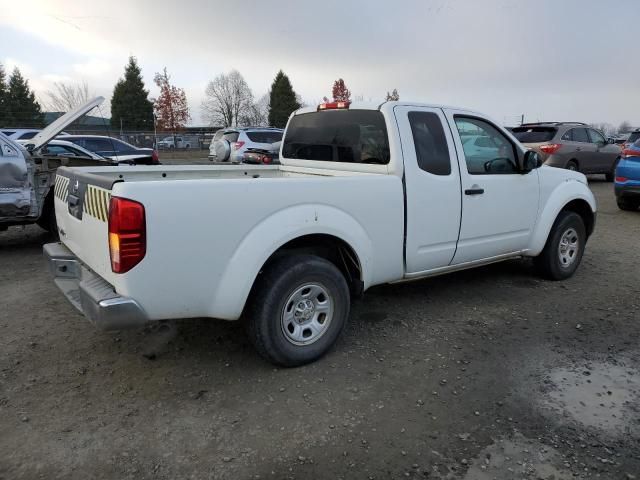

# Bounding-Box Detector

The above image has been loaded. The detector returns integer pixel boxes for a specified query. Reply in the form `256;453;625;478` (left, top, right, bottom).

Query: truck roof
294;100;480;116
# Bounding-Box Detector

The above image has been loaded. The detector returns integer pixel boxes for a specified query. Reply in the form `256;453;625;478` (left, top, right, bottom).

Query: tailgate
53;167;119;285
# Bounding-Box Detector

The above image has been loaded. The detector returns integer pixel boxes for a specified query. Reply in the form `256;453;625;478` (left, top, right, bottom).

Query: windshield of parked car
282;110;390;164
512;127;557;143
246;131;283;144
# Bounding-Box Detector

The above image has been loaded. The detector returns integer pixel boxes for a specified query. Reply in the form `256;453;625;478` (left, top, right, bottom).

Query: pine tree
111;57;154;131
268;70;300;128
0;63;7;126
4;67;43;127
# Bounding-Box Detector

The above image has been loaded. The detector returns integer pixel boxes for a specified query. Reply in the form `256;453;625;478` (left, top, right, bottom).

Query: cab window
454;117;518;174
408;111;451;175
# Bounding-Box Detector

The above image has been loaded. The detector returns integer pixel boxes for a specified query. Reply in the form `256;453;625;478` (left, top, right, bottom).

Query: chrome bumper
43;242;148;330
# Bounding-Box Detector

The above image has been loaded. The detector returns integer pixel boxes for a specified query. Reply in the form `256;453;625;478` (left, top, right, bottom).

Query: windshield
282;110;390;164
627;132;640;144
512;127;557;143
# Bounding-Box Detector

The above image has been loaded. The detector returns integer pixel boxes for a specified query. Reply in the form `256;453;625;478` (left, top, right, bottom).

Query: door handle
464;188;484;195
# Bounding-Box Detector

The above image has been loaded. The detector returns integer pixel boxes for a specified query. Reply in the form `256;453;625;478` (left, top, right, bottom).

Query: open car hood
27;96;105;151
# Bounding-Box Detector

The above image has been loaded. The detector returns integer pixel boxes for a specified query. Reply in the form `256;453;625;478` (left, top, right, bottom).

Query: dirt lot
1;179;639;479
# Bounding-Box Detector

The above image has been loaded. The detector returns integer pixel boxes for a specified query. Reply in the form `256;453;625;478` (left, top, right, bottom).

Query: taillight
539;143;562;155
233;141;245;150
318;101;351;110
261;155;271;164
108;197;146;274
151;149;159;164
615;176;628;183
622;148;640;158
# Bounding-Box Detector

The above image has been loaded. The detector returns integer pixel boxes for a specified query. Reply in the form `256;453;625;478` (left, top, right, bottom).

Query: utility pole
120;117;123;136
520;114;525;126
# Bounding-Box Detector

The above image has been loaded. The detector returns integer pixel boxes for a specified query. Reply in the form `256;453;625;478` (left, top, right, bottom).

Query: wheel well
567;158;579;168
262;234;364;296
562;199;594;237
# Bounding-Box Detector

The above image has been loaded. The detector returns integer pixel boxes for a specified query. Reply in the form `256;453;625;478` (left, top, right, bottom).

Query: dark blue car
615;139;640;211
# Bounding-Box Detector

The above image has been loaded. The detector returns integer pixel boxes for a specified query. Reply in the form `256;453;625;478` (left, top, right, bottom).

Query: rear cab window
246;131;283;144
512;127;557;143
408;111;451;175
282;110;390;164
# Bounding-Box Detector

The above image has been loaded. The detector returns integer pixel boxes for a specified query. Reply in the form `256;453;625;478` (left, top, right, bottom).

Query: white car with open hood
44;100;596;366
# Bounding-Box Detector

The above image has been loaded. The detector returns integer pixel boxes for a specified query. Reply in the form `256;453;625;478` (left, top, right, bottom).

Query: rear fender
210;204;372;320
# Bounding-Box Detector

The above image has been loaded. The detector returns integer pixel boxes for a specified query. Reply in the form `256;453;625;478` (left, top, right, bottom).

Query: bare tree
385;88;400;101
239;93;270;126
590;122;614;136
202;70;253;127
44;81;91;111
618;121;633;134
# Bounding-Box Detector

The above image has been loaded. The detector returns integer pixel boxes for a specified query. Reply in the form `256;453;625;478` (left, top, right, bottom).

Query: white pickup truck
45;100;596;366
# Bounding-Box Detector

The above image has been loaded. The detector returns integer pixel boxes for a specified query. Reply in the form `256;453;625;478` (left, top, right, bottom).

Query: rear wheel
245;254;350;367
534;211;586;280
617;198;640;211
566;160;579;172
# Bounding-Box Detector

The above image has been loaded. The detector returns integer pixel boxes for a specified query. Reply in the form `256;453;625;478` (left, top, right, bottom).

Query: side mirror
522;150;542;172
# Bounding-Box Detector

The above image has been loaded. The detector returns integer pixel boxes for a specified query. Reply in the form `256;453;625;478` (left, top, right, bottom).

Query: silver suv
208;127;283;162
512;122;621;181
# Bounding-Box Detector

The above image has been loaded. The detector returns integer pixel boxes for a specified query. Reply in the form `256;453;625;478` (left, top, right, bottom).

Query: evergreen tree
4;67;43;127
111;57;154;130
268;70;300;128
0;63;7;126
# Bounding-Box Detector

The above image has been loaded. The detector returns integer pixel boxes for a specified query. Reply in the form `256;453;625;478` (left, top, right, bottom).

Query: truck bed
53;163;405;322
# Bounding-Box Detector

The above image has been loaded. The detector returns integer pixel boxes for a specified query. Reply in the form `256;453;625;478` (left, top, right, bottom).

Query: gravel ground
1;178;639;479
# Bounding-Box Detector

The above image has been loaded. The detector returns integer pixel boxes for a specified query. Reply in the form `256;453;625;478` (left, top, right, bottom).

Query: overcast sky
1;0;638;127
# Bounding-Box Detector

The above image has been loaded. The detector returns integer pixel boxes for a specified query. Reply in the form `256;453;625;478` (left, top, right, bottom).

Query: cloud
72;59;111;77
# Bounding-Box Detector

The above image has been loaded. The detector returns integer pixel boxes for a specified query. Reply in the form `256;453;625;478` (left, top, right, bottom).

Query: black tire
617;198;640;211
245;254;350;367
566;160;579;172
534;211;586;280
605;158;620;182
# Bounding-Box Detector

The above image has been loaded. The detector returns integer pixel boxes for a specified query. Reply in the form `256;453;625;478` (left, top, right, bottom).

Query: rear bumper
43;242;148;330
615;183;640;198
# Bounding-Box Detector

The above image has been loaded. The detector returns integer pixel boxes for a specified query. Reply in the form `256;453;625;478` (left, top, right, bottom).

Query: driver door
444;111;540;264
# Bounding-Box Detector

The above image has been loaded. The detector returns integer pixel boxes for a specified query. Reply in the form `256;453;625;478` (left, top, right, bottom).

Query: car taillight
152;149;159;164
108;197;146;274
622;148;640;158
615;176;628;183
539;143;562;155
318;101;351;110
233;141;245;150
261;155;271;164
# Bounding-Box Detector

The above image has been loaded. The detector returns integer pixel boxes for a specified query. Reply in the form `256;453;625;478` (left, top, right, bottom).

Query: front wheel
245;254;350;367
566;160;579;172
605;158;620;182
534;211;586;280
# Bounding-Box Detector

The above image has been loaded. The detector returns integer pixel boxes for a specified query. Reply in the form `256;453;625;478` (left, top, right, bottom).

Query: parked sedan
512;122;620;180
614;139;640;211
60;135;159;164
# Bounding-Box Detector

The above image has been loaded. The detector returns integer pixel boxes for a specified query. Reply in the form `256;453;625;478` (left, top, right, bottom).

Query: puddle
463;433;571;480
543;362;640;435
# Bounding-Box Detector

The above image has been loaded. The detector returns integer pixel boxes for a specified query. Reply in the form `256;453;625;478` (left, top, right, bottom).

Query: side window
572;128;590;143
112;140;132;153
588;129;605;144
562;129;573;141
408;111;451;175
454;117;518;175
223;132;239;143
85;138;114;152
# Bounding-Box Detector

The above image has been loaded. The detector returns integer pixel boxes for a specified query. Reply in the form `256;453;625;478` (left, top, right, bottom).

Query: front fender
210;204;373;320
528;179;596;256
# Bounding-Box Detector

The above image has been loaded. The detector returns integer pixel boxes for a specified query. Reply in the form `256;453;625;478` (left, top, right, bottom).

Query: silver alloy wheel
567;163;577;171
281;283;334;346
558;227;579;268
